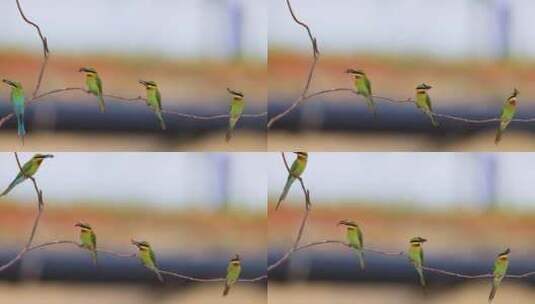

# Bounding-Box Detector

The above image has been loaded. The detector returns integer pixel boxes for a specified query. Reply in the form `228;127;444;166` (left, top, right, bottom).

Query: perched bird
338;220;365;270
1;154;53;197
79;67;105;112
139;80;166;130
415;83;439;127
408;236;427;289
495;89;518;145
131;240;164;282
75;222;97;265
275;152;308;210
225;88;245;142
223;254;242;296
489;248;510;303
2;79;26;143
345;69;375;116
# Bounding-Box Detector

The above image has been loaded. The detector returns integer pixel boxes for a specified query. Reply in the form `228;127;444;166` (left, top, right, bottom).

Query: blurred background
268;153;535;303
268;0;535;151
0;0;267;151
0;152;266;303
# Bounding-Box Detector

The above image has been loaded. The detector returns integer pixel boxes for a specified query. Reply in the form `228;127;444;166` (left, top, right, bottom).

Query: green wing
91;231;97;249
364;76;372;95
96;75;103;95
420;248;424;265
156;89;162;110
425;94;432;111
149;248;158;268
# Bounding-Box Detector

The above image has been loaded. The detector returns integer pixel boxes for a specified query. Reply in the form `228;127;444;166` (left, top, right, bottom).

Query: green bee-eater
225;88;245;142
139;80;166;130
338;220;365;270
408;236;427;288
75;222;97;265
495;89;518;145
79;67;105;112
223;254;241;296
345;69;375;116
415;83;439;127
275;152;308;210
2;79;26;142
489;248;510;303
131;239;164;282
1;154;53;197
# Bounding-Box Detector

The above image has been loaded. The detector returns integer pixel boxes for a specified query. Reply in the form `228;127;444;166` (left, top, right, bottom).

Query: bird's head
227;88;244;100
230;254;240;265
139;80;158;89
337;219;358;228
33;153;54;160
294;152;308;159
74;221;92;230
79;67;97;76
131;239;151;250
345;68;365;78
416;83;432;93
2;79;22;89
498;248;511;259
410;236;427;245
508;88;519;106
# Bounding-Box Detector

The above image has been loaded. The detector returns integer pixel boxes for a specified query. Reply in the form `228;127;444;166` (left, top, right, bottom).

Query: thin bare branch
267;0;319;129
0;152;45;272
162;110;267;120
15;0;49;98
0;87;266;129
422;266;492;279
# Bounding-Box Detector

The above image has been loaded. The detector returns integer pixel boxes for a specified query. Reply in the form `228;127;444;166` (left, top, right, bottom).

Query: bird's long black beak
227;88;243;97
43;154;54;159
2;79;15;87
79;67;87;73
131;239;140;247
337;220;347;226
139;80;147;86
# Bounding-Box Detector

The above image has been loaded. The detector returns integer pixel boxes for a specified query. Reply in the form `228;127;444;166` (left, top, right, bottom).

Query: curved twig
267;0;319;129
0;152;45;272
15;0;49;98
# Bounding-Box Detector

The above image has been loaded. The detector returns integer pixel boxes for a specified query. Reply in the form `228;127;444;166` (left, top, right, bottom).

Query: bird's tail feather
356;249;365;270
16;113;26;138
222;283;231;296
488;280;498;303
98;95;106;112
417;267;426;287
225;117;239;142
91;250;98;267
495;127;502;145
366;96;376;118
428;112;439;127
1;176;23;197
154;268;164;282
156;112;166;131
275;176;295;210
225;128;233;142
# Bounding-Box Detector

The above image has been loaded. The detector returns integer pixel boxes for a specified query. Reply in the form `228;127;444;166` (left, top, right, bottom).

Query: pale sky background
0;152;267;210
268;153;535;210
270;0;535;59
3;153;535;210
0;0;266;60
